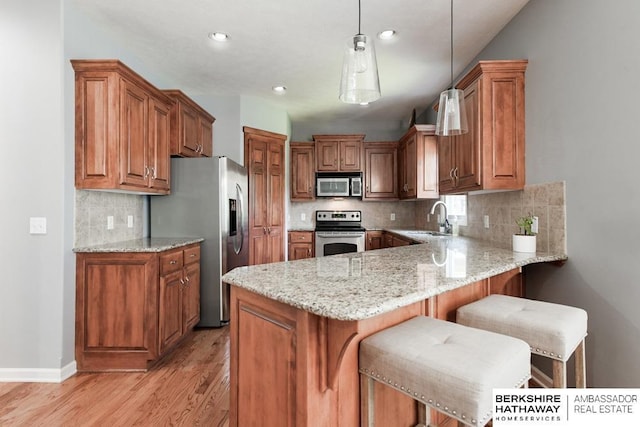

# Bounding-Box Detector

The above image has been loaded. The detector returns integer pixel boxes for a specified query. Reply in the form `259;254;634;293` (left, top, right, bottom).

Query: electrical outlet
107;215;114;230
127;215;134;228
532;216;539;234
390;213;396;221
29;217;47;235
483;215;490;229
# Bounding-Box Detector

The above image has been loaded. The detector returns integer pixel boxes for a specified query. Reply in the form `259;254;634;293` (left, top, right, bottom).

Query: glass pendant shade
339;34;381;104
435;88;468;136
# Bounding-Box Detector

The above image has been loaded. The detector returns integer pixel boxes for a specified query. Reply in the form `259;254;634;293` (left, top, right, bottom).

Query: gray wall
442;0;639;386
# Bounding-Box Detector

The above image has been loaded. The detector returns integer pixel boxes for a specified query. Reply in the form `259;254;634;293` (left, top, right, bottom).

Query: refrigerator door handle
234;183;244;255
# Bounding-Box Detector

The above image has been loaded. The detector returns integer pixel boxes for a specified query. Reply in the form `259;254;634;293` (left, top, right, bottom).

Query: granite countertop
73;237;204;253
222;234;567;321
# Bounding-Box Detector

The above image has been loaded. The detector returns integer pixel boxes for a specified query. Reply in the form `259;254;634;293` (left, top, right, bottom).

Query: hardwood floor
0;327;230;426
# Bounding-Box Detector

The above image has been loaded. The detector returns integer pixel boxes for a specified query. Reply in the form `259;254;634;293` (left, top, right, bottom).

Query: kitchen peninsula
222;235;567;426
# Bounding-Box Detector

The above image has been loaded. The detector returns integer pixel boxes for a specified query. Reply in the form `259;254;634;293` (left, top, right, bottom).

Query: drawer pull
169;260;178;265
189;253;196;258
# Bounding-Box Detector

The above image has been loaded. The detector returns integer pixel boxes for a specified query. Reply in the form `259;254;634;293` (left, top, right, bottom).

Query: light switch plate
483;215;490;229
127;215;134;228
390;213;396;221
532;216;539;234
29;217;47;235
107;215;114;230
301;213;306;221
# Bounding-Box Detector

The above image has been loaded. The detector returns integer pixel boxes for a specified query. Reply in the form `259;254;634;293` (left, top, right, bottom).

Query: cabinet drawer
184;245;201;265
289;231;313;243
160;249;184;275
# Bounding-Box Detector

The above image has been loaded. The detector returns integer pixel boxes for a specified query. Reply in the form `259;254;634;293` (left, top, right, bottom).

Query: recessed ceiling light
377;29;396;40
272;86;287;94
208;32;229;42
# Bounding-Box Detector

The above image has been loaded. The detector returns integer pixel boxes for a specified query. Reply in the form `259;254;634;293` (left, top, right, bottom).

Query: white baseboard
0;361;77;383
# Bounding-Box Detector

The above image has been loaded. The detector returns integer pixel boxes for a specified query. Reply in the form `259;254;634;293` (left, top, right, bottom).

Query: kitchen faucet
430;201;451;233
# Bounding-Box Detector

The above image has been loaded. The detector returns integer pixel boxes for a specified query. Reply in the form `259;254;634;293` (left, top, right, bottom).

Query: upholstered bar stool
457;294;587;388
359;316;531;426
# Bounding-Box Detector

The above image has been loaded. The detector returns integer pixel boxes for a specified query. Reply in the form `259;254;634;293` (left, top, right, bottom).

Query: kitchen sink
406;230;451;237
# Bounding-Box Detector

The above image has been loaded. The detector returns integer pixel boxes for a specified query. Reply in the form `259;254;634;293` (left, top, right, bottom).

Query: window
443;195;467;226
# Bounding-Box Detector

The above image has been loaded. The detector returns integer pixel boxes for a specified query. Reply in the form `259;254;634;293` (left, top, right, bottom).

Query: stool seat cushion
457;295;588;362
359;316;530;426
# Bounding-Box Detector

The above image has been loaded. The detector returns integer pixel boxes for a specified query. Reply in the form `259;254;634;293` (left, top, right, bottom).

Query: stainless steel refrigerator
150;156;248;327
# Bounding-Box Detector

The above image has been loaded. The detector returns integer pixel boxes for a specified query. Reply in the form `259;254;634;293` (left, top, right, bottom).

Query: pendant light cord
358;0;362;35
450;0;454;89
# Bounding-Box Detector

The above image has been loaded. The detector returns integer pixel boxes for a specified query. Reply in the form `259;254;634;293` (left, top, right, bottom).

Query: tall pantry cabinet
244;127;287;265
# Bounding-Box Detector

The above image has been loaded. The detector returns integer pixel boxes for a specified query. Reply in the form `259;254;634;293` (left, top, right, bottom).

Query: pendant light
339;0;381;104
435;0;468;136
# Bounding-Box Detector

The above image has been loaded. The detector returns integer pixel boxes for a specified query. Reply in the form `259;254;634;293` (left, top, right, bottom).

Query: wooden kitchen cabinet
365;230;384;250
364;142;398;200
245;127;286;265
72;59;173;195
75;242;201;371
159;245;201;353
290;142;315;201
438;60;528;194
163;89;215;157
314;134;364;172
398;125;439;200
288;231;314;260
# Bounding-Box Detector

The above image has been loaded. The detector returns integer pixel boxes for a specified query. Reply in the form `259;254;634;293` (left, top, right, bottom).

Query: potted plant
513;214;537;253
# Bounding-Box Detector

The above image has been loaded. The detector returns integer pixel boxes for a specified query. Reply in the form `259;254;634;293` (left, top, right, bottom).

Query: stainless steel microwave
316;173;362;198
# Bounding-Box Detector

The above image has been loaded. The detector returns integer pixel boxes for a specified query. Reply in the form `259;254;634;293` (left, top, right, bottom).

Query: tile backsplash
416;181;567;253
74;190;144;247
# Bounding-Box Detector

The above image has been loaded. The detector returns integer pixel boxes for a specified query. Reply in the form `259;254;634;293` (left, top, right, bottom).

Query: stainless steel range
314;210;365;257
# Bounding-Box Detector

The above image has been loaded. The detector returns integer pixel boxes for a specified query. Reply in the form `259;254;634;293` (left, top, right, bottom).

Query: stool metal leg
575;338;586;388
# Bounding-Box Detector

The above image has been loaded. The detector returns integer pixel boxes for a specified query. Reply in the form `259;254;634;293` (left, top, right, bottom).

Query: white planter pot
512;234;536;253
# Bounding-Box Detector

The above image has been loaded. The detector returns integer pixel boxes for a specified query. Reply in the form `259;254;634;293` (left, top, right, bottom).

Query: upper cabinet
364;141;398;200
72;59;173;195
398;125;439;200
163;90;215;157
313;134;364;172
438;60;528;194
290;142;315;201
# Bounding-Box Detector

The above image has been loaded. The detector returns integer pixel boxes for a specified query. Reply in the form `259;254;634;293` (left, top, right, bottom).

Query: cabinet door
366;231;383;250
75;252;159;371
416;133;439;198
119;78;149;188
148;97;171;191
199;117;213;157
267;142;285;263
453;79;482;192
288;242;313;260
364;144;398;200
178;103;200;156
182;262;201;332
437;135;455;193
340;140;361;171
247;139;268;265
403;135;417;198
159;269;183;353
290;144;315;201
316;140;339;171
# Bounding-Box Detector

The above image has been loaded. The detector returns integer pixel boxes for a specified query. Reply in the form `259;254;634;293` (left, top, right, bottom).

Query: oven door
314;231;365;257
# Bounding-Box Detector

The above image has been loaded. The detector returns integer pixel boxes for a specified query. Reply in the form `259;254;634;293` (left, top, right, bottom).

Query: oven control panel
315;210;361;222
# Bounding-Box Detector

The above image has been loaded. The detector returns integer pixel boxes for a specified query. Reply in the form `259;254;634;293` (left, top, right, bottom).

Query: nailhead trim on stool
359;316;531;426
457;294;588;387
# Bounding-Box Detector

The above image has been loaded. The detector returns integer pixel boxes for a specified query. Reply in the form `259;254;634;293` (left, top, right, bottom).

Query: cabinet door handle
185;275;190;283
453;167;459;187
307;248;311;256
151;167;157;180
267;227;271;234
263;227;267;234
144;166;150;178
180;278;185;285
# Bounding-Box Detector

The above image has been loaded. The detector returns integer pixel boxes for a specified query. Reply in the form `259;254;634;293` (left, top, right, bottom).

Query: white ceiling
70;0;530;124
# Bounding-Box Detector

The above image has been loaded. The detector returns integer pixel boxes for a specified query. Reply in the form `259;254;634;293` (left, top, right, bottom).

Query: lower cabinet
288;231;314;260
365;230;384;250
75;243;201;371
